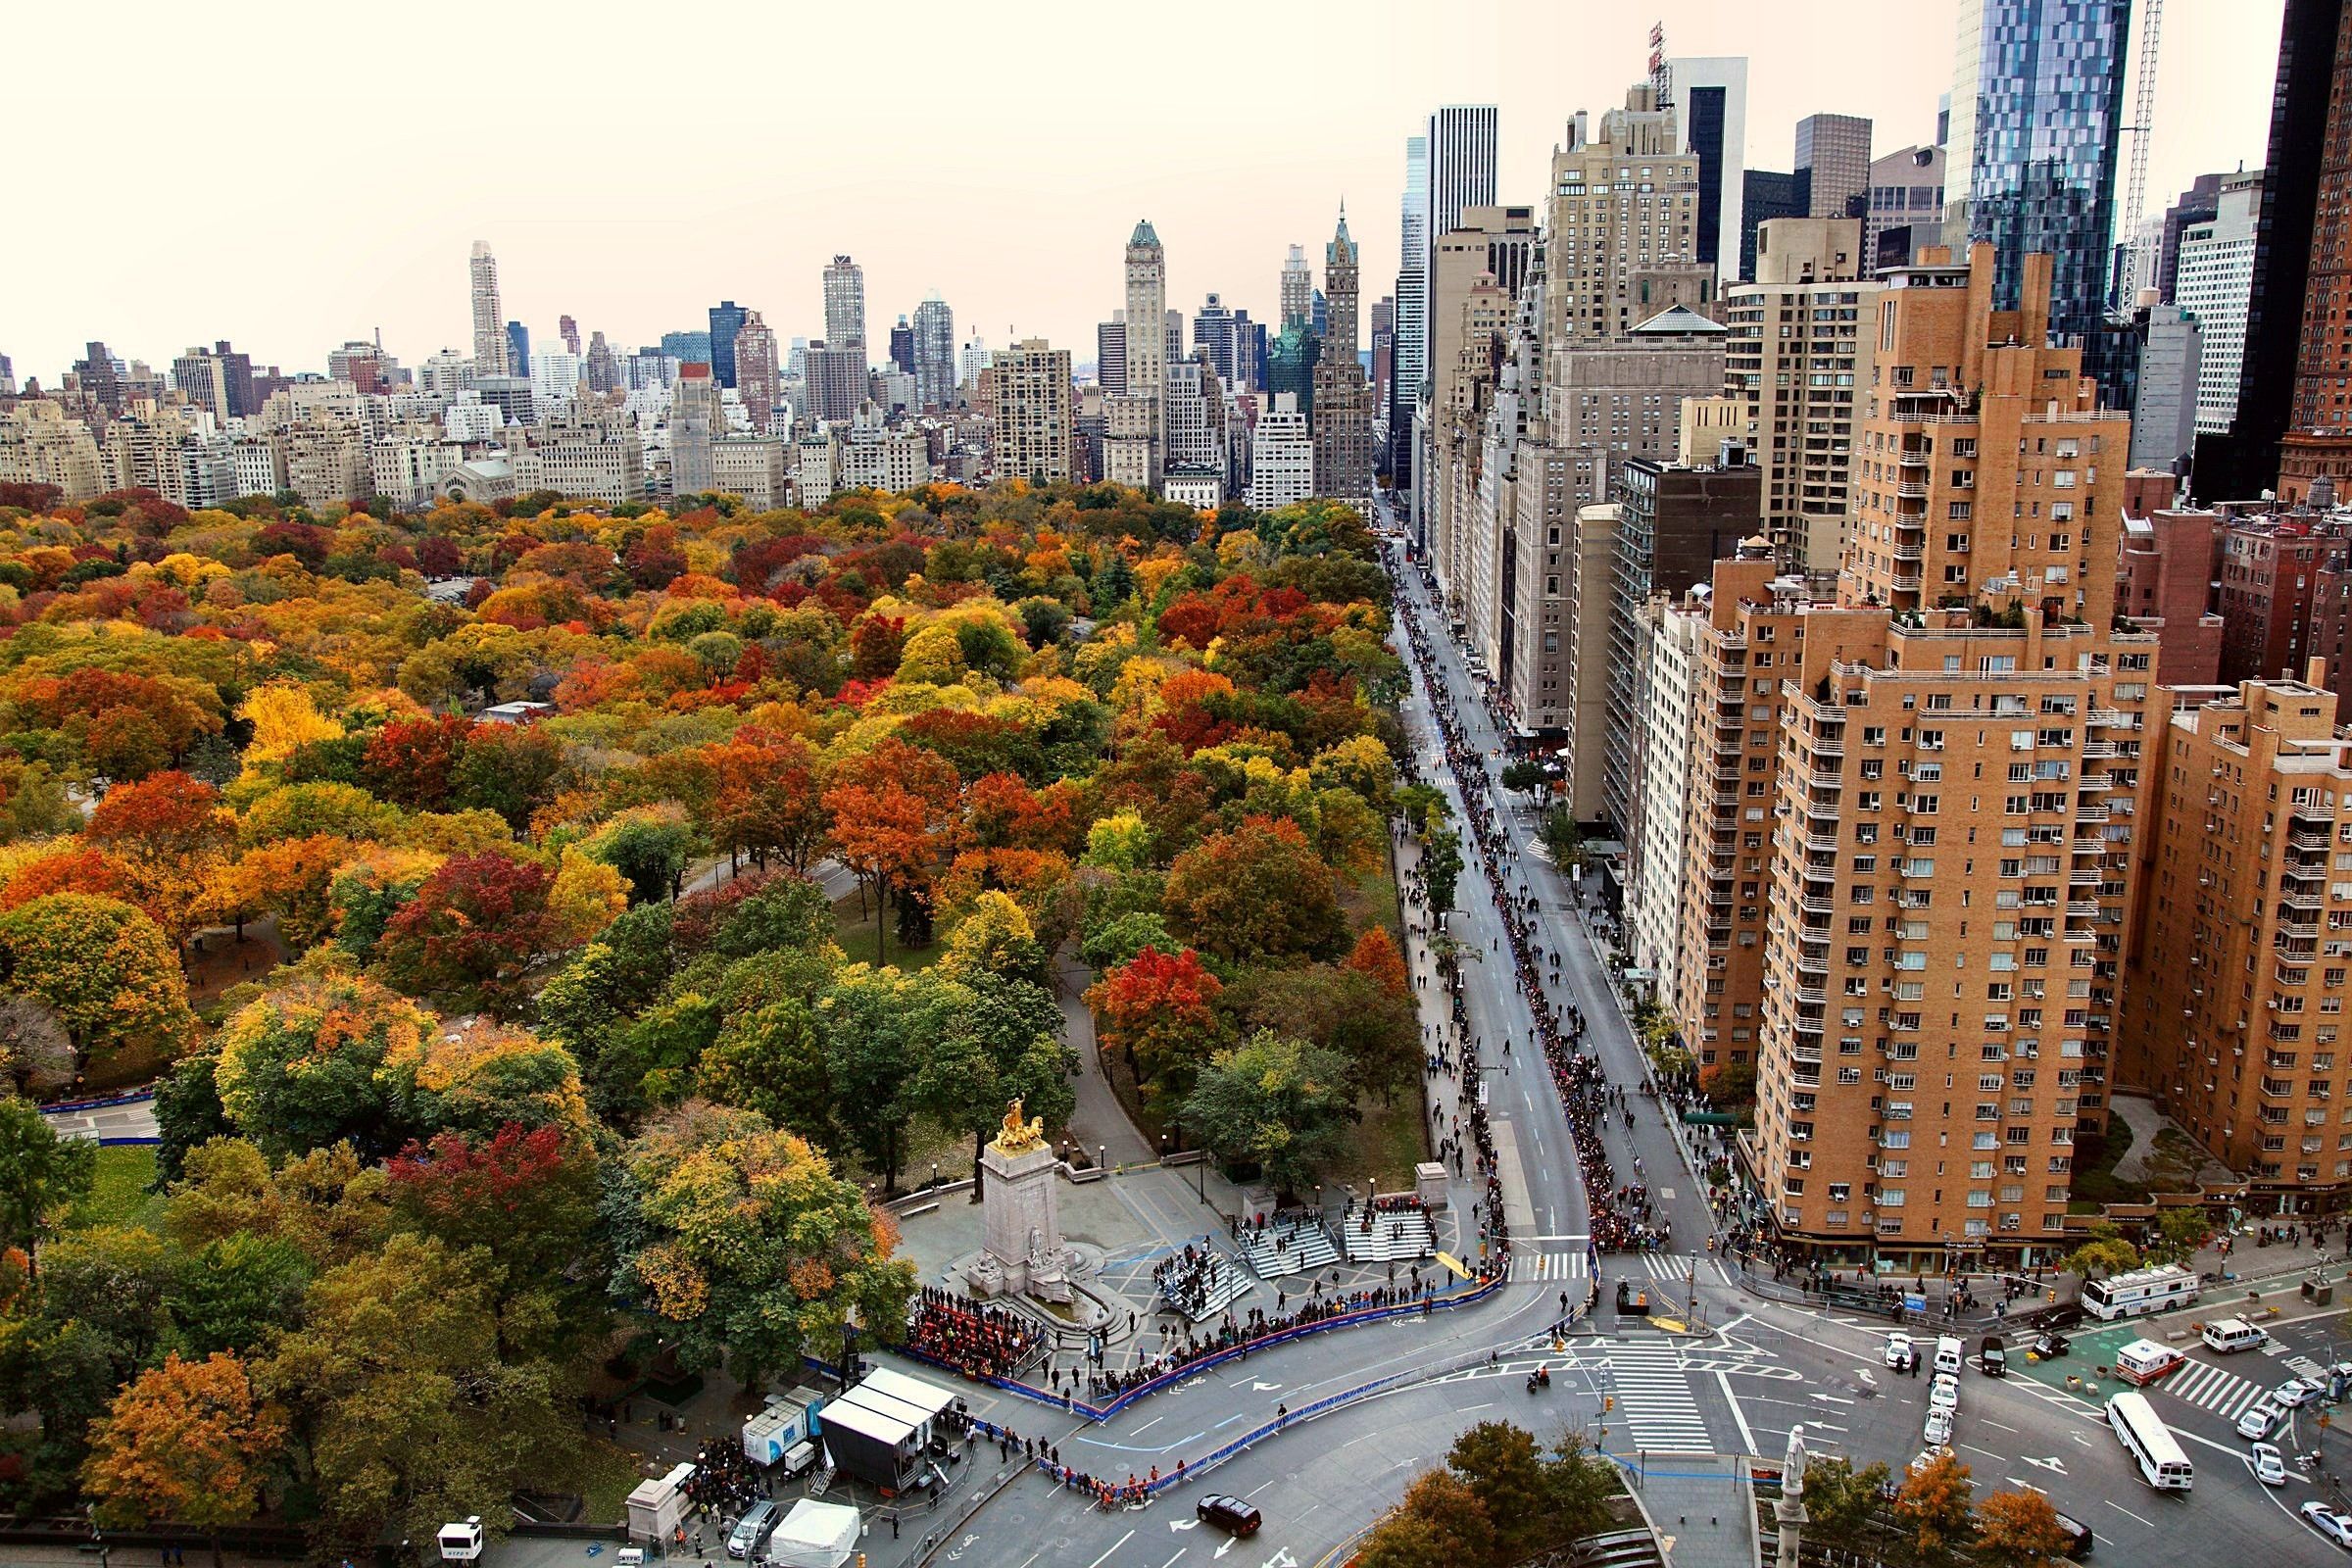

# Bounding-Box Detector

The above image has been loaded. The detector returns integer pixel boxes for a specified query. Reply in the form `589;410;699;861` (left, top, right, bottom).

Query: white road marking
1718;1370;1758;1454
2105;1500;2154;1529
1087;1530;1137;1568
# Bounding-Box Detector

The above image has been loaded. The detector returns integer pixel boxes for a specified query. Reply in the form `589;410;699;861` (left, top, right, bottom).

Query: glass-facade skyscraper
709;300;749;389
505;320;529;380
1945;0;2133;346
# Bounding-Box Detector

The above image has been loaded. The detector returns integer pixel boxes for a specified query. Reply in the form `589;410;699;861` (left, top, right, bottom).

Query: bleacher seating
1342;1199;1436;1262
1238;1214;1342;1279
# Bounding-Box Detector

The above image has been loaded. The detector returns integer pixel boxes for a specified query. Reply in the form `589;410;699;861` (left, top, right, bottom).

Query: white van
2114;1338;2186;1387
2201;1317;2269;1354
1934;1335;1965;1376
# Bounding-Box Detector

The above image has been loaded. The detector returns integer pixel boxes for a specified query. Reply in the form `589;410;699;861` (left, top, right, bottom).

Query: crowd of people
1387;540;1666;1265
906;1289;1044;1380
1153;1240;1238;1320
672;1438;774;1552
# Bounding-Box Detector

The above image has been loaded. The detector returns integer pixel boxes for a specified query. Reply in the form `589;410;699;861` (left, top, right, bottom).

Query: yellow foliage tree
238;683;345;766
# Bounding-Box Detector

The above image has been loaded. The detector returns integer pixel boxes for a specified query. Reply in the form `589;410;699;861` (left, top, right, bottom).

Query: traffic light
1604;1396;1615;1413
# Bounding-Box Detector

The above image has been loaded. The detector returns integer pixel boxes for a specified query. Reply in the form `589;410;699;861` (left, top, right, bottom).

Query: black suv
1197;1494;1262;1537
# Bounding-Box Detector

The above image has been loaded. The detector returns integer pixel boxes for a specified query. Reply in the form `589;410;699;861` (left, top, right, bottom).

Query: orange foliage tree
81;1350;285;1567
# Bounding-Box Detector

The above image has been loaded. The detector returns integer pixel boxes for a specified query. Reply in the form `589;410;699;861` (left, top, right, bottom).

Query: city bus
2081;1263;2199;1321
2107;1391;2194;1492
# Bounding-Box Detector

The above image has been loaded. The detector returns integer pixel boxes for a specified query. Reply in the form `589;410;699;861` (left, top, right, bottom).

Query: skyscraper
1669;58;1749;277
1280;245;1315;331
823;256;866;353
1943;0;2132;346
1545;85;1712;345
1793;113;1873;220
2278;0;2352;499
2176;172;2261;435
2192;0;2343;503
709;301;748;390
734;312;780;433
1122;220;1167;485
1393;133;1430;480
1193;294;1240;386
912;293;956;411
890;317;915;376
1312;207;1373;510
993;339;1074;484
506;322;530;380
559;315;581;357
469;241;508;375
1096;315;1127;397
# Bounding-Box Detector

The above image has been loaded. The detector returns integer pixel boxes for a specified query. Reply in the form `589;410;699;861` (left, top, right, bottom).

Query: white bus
2107;1391;2193;1492
2081;1262;2199;1321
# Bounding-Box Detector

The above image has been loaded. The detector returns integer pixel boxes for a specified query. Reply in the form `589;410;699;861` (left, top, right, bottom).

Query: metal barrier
896;1270;1510;1423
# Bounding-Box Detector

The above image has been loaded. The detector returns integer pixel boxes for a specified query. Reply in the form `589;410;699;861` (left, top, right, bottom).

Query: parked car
2238;1400;2284;1442
1924;1405;1954;1446
2252;1443;2288;1487
2033;1331;2073;1359
2277;1376;2328;1409
1929;1373;1961;1414
1196;1495;1262;1538
2302;1500;2352;1549
727;1500;782;1561
1886;1332;1917;1371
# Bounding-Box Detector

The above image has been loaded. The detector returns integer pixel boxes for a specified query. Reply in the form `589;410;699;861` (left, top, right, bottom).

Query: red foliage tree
1088;945;1224;1097
378;852;559;1003
362;715;473;810
1345;926;1411;1001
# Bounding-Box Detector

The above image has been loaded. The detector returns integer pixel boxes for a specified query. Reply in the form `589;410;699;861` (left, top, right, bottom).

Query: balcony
2290;829;2334;853
1890;570;1924;592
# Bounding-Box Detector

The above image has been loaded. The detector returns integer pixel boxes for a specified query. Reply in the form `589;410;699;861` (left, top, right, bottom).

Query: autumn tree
378;852;563;1009
1974;1488;2073;1568
361;713;472;809
1162;816;1348;962
1224;962;1417;1104
83;770;234;949
1088;945;1224;1102
0;893;194;1074
709;738;829;872
1345;926;1410;1000
823;737;959;962
612;1102;917;1385
1355;1471;1495;1568
215;974;435;1158
452;721;571;831
82;1350;286;1568
1892;1449;1978;1568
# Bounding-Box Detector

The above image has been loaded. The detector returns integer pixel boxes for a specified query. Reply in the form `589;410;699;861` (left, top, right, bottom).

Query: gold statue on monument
992;1096;1047;1154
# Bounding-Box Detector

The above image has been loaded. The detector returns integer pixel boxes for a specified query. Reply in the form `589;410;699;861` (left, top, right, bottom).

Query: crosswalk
1627;1252;1735;1288
1513;1250;1589;1282
2152;1356;2271;1423
1603;1339;1714;1450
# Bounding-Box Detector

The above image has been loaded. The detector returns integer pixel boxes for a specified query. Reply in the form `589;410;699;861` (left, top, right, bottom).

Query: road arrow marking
1250;1381;1283;1392
1171;1519;1200;1531
1213;1539;1235;1559
2021;1456;2067;1474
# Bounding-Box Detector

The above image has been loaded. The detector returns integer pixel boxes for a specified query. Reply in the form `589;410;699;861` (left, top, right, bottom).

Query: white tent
764;1499;861;1568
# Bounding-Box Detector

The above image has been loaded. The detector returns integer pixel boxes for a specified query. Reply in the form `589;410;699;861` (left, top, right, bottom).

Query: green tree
2059;1223;2140;1282
259;1232;568;1554
1445;1420;1555;1561
1540;806;1587;872
583;805;696;906
168;1232;313;1358
1223;962;1417;1104
1798;1456;1895;1549
1182;1030;1355;1195
2146;1205;2212;1267
0;1096;95;1262
696;999;835;1146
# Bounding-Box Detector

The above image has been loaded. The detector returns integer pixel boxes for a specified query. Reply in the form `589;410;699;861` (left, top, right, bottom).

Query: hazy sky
5;0;2281;386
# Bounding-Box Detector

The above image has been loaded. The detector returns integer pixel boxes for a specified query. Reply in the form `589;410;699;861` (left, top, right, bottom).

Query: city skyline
4;0;2278;385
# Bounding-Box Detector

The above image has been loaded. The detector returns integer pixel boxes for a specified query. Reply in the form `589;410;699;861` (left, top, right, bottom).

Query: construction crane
2119;0;2166;300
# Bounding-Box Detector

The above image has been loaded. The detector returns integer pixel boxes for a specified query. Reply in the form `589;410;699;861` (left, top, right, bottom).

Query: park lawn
67;1145;165;1233
558;1436;654;1528
830;888;944;973
1350;1087;1431;1193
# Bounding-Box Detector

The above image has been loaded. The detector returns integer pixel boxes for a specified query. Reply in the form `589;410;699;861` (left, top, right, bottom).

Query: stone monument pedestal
961;1106;1078;1303
1415;1161;1448;1209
